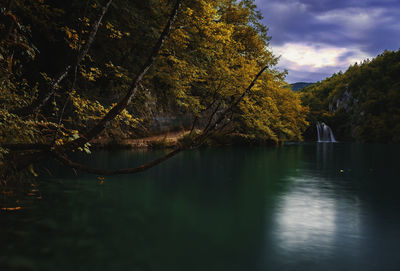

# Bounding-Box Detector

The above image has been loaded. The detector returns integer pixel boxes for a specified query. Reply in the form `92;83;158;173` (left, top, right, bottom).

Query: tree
0;0;308;180
299;49;400;142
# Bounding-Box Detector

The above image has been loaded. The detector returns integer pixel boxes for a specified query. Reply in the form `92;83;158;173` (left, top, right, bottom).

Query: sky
254;0;400;83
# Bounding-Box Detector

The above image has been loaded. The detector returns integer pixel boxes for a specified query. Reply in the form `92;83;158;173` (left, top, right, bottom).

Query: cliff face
300;49;400;143
330;88;356;113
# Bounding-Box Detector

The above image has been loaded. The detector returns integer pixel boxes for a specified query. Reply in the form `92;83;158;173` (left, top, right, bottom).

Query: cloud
254;0;400;82
274;43;346;68
272;43;372;82
315;8;381;32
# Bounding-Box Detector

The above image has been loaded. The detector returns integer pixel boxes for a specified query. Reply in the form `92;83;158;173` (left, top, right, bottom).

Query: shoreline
91;131;189;149
91;130;282;150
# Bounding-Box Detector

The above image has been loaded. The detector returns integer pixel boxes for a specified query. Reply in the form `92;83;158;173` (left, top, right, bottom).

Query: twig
61;0;183;151
13;0;113;116
52;63;268;175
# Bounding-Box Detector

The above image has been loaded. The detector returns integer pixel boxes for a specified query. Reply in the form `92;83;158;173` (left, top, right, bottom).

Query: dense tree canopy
300;49;400;143
0;0;308;177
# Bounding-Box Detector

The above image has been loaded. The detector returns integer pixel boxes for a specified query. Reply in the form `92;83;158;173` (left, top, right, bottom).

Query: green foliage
300;49;400;142
290;82;314;92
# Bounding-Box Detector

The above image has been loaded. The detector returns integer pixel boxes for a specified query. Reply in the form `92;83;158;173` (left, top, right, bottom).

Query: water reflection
274;177;338;254
316;142;335;170
262;143;400;270
1;144;400;271
271;174;365;263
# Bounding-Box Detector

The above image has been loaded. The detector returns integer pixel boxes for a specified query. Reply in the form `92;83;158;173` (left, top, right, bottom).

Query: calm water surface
1;143;400;270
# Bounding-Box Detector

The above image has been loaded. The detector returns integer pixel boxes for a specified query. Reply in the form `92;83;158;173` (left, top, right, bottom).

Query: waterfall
316;122;337;142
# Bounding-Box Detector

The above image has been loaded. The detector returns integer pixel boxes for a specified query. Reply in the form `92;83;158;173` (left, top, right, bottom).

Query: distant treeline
300;49;400;143
290;82;314;92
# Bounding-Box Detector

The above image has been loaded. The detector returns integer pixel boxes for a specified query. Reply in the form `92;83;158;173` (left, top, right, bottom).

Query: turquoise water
1;143;400;270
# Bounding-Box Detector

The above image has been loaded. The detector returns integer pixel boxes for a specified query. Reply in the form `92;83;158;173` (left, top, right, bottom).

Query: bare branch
14;0;113;116
202;102;221;134
6;0;183;175
53;148;183;175
189;116;198;136
52;64;269;175
62;0;183;152
193;65;269;146
52;63;268;175
6;1;268;178
206;65;269;132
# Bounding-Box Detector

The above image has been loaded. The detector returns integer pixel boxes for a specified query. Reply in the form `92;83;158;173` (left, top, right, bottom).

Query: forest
2;1;400;270
0;0;309;179
300;49;400;143
1;0;399;182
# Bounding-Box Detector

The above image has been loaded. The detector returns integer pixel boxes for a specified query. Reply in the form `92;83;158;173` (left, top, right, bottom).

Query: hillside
290;82;314;91
300;49;400;142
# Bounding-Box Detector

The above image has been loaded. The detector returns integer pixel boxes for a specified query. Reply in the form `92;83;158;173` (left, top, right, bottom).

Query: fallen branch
6;0;183;174
51;64;268;175
7;1;268;177
53;148;183;175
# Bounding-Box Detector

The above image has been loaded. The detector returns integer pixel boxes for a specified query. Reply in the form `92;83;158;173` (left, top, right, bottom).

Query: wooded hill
300;49;400;143
290;82;313;92
0;0;308;177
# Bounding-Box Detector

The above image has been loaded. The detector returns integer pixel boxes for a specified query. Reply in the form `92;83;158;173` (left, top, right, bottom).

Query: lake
1;143;400;270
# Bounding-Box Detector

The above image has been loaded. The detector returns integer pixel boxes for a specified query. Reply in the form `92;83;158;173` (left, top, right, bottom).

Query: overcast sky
254;0;400;83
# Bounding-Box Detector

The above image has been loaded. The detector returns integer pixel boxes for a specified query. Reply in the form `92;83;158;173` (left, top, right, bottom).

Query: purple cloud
254;0;400;82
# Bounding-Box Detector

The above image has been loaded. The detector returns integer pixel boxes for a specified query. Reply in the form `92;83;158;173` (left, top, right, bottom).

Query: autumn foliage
0;0;308;176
